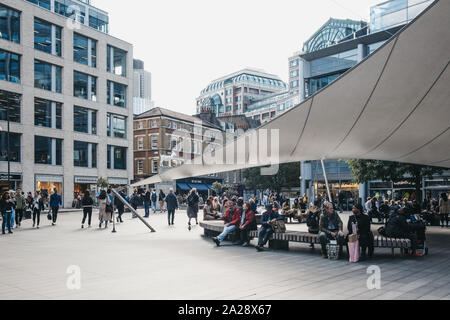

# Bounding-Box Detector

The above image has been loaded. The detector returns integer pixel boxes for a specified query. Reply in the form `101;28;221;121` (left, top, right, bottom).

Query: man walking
15;188;26;228
49;188;62;226
143;188;151;218
165;188;178;226
151;189;157;213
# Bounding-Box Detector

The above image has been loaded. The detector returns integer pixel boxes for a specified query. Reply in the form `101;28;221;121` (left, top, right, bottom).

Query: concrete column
88;38;92;67
88;143;92;169
51;25;57;56
359;183;367;205
110;146;115;169
51;65;56;92
51;138;56;166
51;102;56;129
50;0;55;11
299;58;310;103
357;44;367;62
87;109;93;134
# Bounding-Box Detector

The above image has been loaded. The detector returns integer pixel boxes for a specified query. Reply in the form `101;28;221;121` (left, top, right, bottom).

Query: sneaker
242;242;249;247
32;224;35;228
212;237;220;247
2;231;5;235
412;252;423;258
8;230;13;234
256;246;264;252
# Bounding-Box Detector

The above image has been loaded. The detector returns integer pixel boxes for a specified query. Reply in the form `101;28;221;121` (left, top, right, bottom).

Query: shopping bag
327;240;340;260
348;240;360;263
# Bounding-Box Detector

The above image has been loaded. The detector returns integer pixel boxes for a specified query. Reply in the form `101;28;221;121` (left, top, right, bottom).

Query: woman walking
1;192;14;234
32;191;44;229
115;190;125;223
187;188;199;231
439;192;449;228
81;191;94;228
98;190;111;229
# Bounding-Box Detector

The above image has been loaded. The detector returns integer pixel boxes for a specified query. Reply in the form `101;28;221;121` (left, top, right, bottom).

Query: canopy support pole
321;159;333;204
112;189;156;233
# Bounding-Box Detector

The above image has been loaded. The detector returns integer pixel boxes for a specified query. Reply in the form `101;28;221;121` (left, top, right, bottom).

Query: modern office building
133;58;153;115
0;0;134;206
196;68;287;117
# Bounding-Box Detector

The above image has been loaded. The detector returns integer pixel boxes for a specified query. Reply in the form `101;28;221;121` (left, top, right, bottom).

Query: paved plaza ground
1;209;450;300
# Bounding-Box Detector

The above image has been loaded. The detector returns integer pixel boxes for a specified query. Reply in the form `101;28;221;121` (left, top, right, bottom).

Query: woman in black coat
81;191;94;228
347;204;373;260
187;188;199;230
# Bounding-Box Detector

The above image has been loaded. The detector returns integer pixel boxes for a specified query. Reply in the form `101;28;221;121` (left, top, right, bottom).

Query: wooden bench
200;221;412;256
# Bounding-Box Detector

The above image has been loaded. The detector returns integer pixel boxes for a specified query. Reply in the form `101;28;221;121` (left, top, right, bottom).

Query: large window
0;132;20;162
74;106;97;134
34;98;62;129
34;60;62;93
305;72;343;97
26;0;51;10
54;0;86;24
34;18;62;57
107;113;127;138
107;81;127;108
74;71;97;101
74;141;97;168
107;145;127;170
89;9;109;33
0;90;21;123
35;136;62;166
107;45;127;76
0;50;20;83
73;33;97;67
0;4;20;43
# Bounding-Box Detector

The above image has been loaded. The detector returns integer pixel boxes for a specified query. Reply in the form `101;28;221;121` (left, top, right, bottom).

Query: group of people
0;188;62;234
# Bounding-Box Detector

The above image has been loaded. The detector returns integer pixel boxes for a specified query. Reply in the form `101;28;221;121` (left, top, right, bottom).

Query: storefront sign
74;176;98;184
0;173;22;181
108;177;128;185
35;175;63;183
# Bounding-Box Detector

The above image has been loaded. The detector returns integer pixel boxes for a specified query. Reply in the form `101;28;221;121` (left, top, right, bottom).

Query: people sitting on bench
306;200;321;249
281;200;295;223
212;200;241;247
255;204;284;252
238;202;257;247
203;198;220;221
319;202;345;259
347;204;373;261
385;208;423;257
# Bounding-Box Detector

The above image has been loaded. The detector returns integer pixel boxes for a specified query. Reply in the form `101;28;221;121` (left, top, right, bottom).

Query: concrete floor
1;209;449;300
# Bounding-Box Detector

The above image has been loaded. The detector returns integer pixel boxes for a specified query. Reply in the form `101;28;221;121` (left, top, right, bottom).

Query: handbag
348;219;360;263
105;204;113;213
47;210;52;221
272;220;286;233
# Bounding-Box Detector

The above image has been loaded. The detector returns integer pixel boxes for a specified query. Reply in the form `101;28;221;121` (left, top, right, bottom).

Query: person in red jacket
213;200;241;247
239;202;257;247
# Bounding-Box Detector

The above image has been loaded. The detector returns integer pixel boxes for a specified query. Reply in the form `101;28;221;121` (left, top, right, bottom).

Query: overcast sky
93;0;382;114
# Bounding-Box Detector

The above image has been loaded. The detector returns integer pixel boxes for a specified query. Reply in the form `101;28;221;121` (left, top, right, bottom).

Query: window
89;8;109;33
151;120;157;128
34;98;62;129
34;60;61;93
290;59;299;67
137;121;143;129
74;106;97;134
0;90;21;123
34;18;62;57
0;132;20;162
35;136;62;165
290;69;299;77
137;160;143;174
74;141;97;168
107;45;127;76
107;113;127;138
107;145;127;170
151;135;158;149
152;159;158;173
74;33;97;67
26;0;51;10
54;0;86;24
137;137;144;150
0;50;20;83
0;4;20;43
74;71;97;101
107;81;127;108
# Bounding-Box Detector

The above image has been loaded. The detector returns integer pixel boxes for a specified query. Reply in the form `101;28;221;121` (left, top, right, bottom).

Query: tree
212;181;223;196
242;162;300;193
346;159;445;202
97;177;109;190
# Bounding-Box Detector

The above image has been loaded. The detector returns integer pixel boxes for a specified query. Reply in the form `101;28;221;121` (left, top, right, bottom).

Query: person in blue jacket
49;188;62;226
255;204;284;252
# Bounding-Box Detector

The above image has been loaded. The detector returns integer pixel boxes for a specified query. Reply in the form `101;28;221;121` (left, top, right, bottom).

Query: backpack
306;212;319;228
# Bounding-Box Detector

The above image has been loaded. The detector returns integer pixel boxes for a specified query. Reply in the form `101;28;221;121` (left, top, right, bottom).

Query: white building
133;58;153;115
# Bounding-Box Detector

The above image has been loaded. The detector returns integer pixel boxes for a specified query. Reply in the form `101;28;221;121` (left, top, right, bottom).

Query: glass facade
310;49;358;77
107;145;126;170
34;18;62;56
73;71;97;101
305;72;344;97
0;90;21;123
107;113;126;138
89;8;108;33
74;141;97;168
0;50;20;83
0;4;20;43
107;81;127;108
54;0;86;24
74;106;96;134
0;132;20;162
107;45;127;76
35;136;62;165
73;33;97;67
34;60;62;93
34;98;62;129
26;0;51;10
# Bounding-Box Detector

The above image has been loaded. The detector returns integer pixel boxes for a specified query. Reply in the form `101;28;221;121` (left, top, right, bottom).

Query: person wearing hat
347;204;373;261
255;204;284;252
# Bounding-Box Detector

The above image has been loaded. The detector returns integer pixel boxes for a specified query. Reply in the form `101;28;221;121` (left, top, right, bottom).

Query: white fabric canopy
133;0;450;187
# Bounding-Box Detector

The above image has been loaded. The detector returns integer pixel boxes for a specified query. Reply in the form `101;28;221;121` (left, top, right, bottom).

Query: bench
200;221;412;256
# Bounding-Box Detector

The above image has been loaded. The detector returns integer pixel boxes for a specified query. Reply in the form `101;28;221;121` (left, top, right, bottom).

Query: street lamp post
6;91;11;191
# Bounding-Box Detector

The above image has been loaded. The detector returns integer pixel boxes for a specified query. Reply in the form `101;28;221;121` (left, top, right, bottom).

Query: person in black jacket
81;191;94;228
385;208;423;257
142;188;151;218
165;188;179;226
347;204;373;260
1;192;15;234
115;190;126;223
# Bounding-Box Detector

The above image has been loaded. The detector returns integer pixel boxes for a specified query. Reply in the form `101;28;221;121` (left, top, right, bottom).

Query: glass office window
0;90;21;123
107;81;127;108
35;136;62;165
0;50;20;83
107;145;126;170
310;49;358;78
107;113;127;138
34;98;62;129
74;71;96;101
74;141;97;168
34;60;62;93
54;0;86;24
34;18;62;56
0;4;20;43
73;33;97;67
26;0;51;10
0;132;20;162
89;9;109;33
74;106;97;134
107;45;127;76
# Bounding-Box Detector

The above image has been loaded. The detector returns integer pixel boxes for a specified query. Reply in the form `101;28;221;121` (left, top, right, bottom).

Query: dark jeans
441;213;449;226
144;201;150;217
239;224;255;244
117;207;124;222
82;207;92;226
15;208;23;226
2;211;12;232
319;231;346;255
33;208;41;226
258;225;274;247
168;209;175;224
51;207;59;223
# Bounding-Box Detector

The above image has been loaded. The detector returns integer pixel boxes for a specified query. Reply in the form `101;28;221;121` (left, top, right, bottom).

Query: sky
93;0;382;114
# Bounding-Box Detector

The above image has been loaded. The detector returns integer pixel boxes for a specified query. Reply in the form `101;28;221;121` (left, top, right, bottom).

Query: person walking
151;189;157;213
115;190;125;223
1;192;14;234
32;191;44;229
142;188;151;218
14;188;26;228
107;189;114;223
165;188;178;226
97;190;111;229
187;188;199;230
159;189;166;213
49;188;62;226
8;190;16;229
439;192;449;228
81;191;94;228
129;190;140;219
